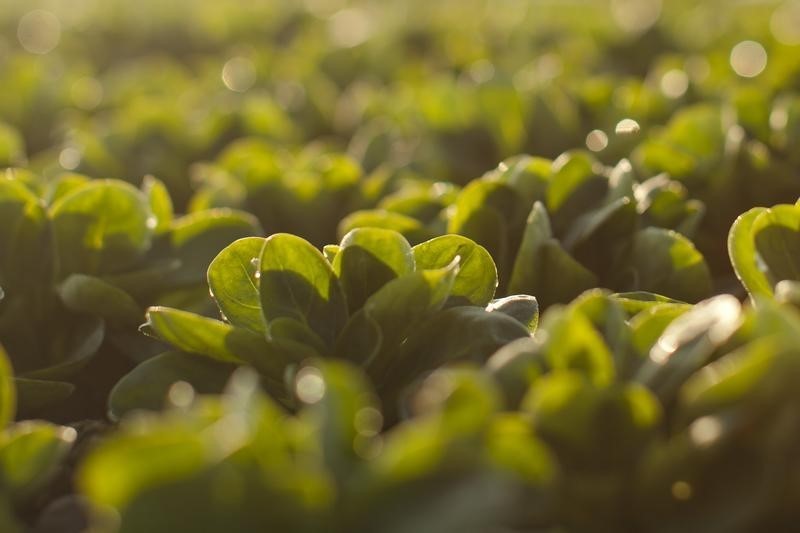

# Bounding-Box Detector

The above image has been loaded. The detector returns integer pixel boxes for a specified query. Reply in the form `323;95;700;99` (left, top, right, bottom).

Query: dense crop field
3;0;800;531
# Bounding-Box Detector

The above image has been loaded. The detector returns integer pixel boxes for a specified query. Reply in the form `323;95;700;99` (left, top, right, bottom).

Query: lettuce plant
0;170;260;417
82;362;554;533
342;151;711;307
729;200;800;301
0;344;76;533
487;288;800;531
188;140;380;247
114;228;536;419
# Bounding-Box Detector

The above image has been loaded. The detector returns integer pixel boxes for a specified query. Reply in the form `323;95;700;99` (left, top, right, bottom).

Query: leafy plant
0;343;77;533
342;152;711;306
0;170;260;418
114;229;535;419
83;361;554;533
729;200;800;300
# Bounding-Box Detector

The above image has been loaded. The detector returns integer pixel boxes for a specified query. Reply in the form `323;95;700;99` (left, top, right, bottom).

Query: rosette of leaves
0;344;77;533
488;286;800;530
0;170;260;417
342;151;711;307
188;139;381;247
61;59;301;208
729;200;800;302
82;361;554;533
114;228;535;420
633;98;800;275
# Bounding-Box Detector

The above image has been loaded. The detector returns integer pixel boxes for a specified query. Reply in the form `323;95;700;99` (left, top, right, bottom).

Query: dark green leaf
109;351;236;420
413;235;497;307
333;228;414;312
259;233;347;347
207;237;266;333
49;180;153;277
58;274;143;326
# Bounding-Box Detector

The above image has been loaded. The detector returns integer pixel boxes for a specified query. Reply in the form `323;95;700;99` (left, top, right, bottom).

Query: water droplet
222;57;256;93
354;407;383;437
730;40;767;78
611;0;662;34
671;481;692;500
615;118;641;136
18;10;61;54
771;106;789;131
59;426;78;443
58;147;81;170
660;69;689;99
296;367;325;404
168;381;195;408
585;129;608;152
771;1;800;45
328;8;373;48
689;416;723;447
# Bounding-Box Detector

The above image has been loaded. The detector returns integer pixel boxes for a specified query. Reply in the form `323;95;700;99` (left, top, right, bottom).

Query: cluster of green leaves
77;287;800;532
189;141;381;247
0;170;260;418
3;0;800;531
81;363;553;533
0;344;76;533
487;289;800;531
635;98;800;274
343;151;711;306
116;229;536;420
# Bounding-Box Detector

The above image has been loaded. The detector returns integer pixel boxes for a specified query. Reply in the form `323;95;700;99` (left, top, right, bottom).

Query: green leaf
486;295;539;333
21;316;105;381
546;151;607;234
635;295;742;404
524;375;660;468
448;206;508;277
338;210;433;245
334;310;383;366
207;237;266;333
485;337;543;409
0;422;76;501
628;227;712;303
536;240;598;307
678;337;785;422
303;361;378;479
751;204;800;287
143;307;250;364
610;291;689;316
78;423;210;512
13;379;74;419
508;202;552;296
448;180;521;235
536;306;615;386
170;208;262;287
109;351;236;420
142;175;173;235
0;178;49;291
629;304;690;357
333;228;415;312
391;306;531;385
0;344;14;429
362;259;459;378
413;235;497;307
562;196;635;251
58;274;143;326
50;180;154;277
259;233;347;347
